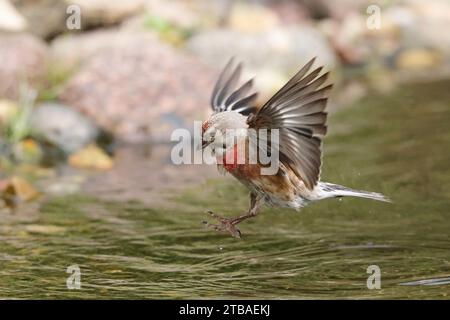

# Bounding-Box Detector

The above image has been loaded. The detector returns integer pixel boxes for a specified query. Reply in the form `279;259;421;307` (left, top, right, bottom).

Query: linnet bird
201;58;389;238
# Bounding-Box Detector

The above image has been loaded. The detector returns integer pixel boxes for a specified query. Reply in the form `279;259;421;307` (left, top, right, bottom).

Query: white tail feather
317;182;391;203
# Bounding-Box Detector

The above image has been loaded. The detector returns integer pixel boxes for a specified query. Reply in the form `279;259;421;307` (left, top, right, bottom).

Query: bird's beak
199;140;211;150
196;140;209;151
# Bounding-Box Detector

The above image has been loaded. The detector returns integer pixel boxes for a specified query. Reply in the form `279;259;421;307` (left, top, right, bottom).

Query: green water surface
0;80;449;299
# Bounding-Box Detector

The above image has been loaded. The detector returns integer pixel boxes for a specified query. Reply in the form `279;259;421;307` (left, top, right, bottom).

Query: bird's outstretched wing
247;58;332;189
211;58;258;116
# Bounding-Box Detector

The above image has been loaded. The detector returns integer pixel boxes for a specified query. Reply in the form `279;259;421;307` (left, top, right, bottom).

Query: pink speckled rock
60;34;216;143
0;33;48;99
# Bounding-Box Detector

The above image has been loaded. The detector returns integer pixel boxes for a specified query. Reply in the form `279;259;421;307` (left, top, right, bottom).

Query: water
0;80;449;299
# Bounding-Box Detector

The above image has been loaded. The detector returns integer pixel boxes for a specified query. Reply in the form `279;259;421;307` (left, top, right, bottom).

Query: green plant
3;83;36;145
143;14;194;46
38;65;74;102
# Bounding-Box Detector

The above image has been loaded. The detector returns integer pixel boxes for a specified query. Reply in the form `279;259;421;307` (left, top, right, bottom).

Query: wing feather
210;59;258;115
247;58;332;189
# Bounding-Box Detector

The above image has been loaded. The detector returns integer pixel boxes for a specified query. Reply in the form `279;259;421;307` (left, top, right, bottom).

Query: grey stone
186;26;337;75
30;102;99;153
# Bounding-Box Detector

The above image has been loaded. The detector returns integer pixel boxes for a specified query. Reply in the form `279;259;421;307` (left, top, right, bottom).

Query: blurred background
0;0;449;299
1;0;450;204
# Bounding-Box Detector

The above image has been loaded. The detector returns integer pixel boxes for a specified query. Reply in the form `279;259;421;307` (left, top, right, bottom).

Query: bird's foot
203;210;242;239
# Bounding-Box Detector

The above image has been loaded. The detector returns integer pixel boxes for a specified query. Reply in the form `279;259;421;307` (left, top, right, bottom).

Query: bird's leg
229;192;261;224
204;192;262;239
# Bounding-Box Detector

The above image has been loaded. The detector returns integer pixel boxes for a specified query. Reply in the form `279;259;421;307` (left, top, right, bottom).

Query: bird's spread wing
247;58;332;189
211;58;258;116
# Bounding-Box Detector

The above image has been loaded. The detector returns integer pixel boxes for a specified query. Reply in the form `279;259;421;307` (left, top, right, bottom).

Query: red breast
221;143;239;172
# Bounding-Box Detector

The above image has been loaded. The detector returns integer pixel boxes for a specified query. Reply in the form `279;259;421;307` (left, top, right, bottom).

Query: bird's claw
203;210;242;239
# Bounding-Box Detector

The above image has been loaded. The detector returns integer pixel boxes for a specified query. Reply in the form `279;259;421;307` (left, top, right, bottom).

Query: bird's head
201;111;248;157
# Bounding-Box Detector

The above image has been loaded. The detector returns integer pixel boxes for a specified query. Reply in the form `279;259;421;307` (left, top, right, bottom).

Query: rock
0;0;27;32
186;26;337;97
121;0;236;33
12;138;43;164
265;0;310;25
384;6;417;30
390;0;450;57
330;6;417;66
228;1;279;33
30;102;99;154
0;179;8;192
1;176;39;208
50;30;158;71
251;69;292;104
0;34;48;100
396;48;442;70
312;0;374;20
68;144;113;170
187;26;336;70
331;0;450;69
11;0;68;39
187;25;336;73
59;35;216;143
0;99;18;125
69;0;145;27
11;0;145;39
331;12;379;65
136;0;202;30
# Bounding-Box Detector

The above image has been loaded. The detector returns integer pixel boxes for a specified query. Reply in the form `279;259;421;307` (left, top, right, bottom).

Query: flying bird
201;58;389;238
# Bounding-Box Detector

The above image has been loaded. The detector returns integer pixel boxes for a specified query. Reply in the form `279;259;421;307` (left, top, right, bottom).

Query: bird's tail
316;182;390;202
